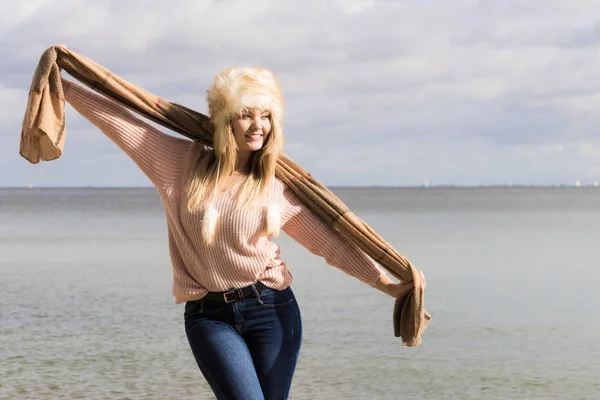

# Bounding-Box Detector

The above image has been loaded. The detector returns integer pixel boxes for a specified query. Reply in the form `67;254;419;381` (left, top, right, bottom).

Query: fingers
419;270;426;290
415;270;427;292
395;270;427;298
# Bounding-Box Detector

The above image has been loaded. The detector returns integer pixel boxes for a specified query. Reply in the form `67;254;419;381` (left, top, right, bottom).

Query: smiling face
231;108;272;154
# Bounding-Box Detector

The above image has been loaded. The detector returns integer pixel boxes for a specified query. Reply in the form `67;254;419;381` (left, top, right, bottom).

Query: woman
61;67;426;400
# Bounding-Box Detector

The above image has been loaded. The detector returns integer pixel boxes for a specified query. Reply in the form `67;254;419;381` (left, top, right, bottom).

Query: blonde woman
61;68;425;400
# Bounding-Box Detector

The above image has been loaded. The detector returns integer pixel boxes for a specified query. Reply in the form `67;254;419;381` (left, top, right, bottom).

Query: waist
172;262;294;304
203;282;270;303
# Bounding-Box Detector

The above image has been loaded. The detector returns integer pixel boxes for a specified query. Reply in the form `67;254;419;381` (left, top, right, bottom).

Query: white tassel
202;204;219;244
203;158;221;245
266;203;281;238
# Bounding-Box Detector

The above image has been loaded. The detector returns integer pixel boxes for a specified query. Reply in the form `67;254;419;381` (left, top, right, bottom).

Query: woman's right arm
62;78;192;189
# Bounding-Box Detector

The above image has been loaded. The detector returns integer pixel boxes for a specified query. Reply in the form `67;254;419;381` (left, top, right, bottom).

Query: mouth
245;133;263;141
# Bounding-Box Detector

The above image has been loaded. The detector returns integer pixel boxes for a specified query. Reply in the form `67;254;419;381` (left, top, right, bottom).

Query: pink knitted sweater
64;82;384;303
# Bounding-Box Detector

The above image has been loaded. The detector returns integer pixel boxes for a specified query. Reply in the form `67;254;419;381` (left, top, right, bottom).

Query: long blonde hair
186;66;284;212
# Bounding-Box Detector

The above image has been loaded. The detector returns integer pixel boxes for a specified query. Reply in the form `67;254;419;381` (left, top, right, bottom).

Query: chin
244;142;264;152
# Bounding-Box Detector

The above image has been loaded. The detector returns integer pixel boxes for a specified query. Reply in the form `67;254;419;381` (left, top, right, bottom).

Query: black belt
204;282;269;303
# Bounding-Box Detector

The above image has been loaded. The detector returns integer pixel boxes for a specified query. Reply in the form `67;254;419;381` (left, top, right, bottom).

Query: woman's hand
374;270;427;299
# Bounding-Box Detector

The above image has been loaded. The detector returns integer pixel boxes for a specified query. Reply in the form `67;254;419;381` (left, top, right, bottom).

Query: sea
1;187;599;400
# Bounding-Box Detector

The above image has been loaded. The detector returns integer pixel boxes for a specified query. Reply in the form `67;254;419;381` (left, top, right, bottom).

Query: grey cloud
2;0;600;186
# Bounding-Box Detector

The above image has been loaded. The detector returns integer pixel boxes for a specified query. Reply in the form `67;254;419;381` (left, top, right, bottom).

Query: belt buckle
223;290;237;303
224;288;245;303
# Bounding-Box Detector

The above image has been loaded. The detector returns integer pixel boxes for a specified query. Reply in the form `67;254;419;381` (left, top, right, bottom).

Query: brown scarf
19;45;431;346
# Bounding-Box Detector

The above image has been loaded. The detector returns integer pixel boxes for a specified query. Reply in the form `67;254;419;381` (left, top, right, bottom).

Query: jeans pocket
259;288;294;308
184;299;204;318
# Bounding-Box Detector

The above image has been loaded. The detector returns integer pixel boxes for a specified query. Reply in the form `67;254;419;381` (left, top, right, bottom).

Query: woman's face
231;108;272;154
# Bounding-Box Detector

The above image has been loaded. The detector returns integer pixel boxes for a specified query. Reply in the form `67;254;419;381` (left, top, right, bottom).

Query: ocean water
1;187;599;400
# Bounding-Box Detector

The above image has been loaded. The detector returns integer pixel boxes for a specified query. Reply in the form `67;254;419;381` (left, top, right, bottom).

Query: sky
2;0;600;187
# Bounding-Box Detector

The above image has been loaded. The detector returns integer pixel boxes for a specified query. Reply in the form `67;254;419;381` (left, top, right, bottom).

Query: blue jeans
184;285;302;400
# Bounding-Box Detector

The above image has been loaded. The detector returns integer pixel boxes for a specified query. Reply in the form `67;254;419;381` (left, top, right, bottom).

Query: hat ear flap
213;122;230;156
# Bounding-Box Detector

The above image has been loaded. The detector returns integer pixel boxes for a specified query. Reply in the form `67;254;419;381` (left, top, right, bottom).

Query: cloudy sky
2;0;600;187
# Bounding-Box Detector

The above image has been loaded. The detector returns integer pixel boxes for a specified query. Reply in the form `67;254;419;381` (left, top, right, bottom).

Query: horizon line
2;184;600;189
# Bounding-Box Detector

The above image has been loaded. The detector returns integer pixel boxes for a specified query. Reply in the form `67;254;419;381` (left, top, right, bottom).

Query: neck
235;151;252;175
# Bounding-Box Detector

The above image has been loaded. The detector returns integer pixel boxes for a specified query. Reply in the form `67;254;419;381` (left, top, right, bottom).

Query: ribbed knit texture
65;82;384;303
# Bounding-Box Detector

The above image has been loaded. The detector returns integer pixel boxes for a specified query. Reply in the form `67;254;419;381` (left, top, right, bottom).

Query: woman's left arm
280;187;402;293
280;186;427;297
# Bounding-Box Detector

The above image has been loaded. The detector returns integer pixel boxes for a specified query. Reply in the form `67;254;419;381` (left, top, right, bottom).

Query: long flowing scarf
19;45;430;346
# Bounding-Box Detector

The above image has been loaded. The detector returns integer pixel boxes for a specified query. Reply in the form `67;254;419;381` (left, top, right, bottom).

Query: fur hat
207;67;283;136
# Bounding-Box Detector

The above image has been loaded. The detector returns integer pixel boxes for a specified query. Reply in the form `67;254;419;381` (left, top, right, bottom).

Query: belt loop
250;283;264;305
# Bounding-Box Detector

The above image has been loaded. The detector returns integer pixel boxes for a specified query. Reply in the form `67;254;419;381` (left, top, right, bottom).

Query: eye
262;114;271;119
242;114;252;119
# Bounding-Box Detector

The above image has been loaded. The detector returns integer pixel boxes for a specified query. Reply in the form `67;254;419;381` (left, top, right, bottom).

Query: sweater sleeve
280;186;385;286
63;80;192;189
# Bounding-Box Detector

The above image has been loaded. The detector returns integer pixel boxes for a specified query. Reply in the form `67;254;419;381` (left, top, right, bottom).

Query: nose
252;115;263;129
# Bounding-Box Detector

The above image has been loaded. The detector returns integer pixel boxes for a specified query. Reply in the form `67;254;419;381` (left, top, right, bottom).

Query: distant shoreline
1;185;599;190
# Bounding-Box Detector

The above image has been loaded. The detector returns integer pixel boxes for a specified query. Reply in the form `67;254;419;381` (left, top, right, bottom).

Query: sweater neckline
220;177;245;196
